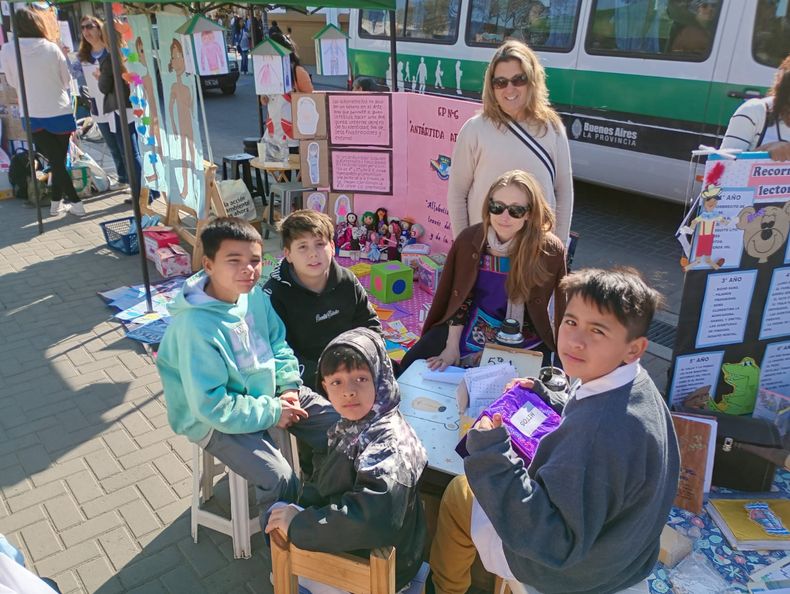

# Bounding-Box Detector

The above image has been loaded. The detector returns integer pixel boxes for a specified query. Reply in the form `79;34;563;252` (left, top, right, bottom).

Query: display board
670;154;790;417
156;12;205;214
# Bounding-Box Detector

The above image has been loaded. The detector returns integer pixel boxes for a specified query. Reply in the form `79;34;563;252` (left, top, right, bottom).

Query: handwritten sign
760;268;790;340
330;149;392;194
760;341;790;395
328;93;391;147
670;351;724;406
696;270;757;348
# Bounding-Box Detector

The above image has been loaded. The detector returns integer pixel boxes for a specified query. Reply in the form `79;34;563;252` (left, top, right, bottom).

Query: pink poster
331;150;392;194
328;93;392;146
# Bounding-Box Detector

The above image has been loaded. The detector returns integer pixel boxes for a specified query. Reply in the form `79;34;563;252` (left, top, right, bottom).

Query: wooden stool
190;443;261;559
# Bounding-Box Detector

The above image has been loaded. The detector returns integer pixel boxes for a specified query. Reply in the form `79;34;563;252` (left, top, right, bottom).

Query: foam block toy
369;261;413;303
417;255;444;295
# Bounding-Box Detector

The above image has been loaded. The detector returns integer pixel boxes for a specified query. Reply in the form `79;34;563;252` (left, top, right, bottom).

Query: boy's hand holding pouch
457;380;563;463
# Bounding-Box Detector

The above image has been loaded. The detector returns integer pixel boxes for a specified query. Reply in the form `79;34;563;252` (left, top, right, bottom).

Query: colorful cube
417;255;444;295
369;261;413;303
154;245;192;278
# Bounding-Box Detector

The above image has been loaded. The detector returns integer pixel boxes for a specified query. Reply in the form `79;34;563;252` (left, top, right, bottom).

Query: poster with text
670;153;790;418
127;14;170;194
327;93;391;146
156;12;205;214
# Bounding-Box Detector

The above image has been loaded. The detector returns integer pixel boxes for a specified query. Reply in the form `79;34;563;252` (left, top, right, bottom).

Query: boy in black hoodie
264;209;381;390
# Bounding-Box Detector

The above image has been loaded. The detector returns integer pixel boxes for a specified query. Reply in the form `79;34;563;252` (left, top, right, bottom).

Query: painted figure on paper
135;36;163;185
435;59;444;89
737;202;790;264
167;38;197;199
708;357;761;415
199;30;225;75
680;185;728;271
416;57;427;93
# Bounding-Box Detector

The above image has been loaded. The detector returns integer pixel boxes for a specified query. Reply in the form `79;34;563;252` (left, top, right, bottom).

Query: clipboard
480;343;543;379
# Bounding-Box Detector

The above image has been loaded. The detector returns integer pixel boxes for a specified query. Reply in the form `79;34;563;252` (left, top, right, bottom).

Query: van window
753;0;790;68
466;0;581;51
586;0;721;61
359;0;462;43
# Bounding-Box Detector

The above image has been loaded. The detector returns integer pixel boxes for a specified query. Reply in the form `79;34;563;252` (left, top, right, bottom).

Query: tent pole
249;6;264;137
104;3;153;313
388;9;396;92
9;8;43;235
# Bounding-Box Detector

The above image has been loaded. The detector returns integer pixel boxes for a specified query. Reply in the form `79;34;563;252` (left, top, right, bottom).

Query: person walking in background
0;7;85;216
447;40;573;245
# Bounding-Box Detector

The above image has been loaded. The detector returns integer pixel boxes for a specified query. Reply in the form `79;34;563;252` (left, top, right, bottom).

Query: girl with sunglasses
399;170;566;374
447;40;573;247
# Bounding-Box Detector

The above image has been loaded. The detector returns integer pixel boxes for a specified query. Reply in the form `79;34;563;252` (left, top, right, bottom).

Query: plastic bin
100;216;139;255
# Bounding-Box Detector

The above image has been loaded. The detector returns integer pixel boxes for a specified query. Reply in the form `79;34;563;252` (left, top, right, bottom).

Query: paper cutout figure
334;194;351;223
167;38;197;199
133;33;165;187
435;60;444;89
386;57;393;91
680;185;729;271
307;141;320;184
417;57;427;94
737;203;790;264
708;357;760;415
296;96;319;136
455;61;463;95
320;38;346;76
306;192;326;212
196;30;228;75
397;61;404;92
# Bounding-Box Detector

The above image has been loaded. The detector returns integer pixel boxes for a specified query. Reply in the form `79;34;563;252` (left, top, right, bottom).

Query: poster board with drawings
299;139;329;188
193;30;229;76
304;190;329;214
253;54;291;95
328;192;354;224
669;153;790;423
480;343;543;380
292;92;327;139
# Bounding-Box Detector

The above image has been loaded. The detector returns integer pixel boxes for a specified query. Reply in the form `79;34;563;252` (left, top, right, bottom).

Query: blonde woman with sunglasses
447;40;573;246
399;170;566;374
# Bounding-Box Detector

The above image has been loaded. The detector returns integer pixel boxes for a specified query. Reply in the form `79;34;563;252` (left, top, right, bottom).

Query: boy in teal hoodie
156;217;339;511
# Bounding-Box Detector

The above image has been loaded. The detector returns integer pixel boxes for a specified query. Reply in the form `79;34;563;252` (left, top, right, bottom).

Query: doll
408;223;425;245
362;211;377;232
387;221;402;260
345;213;360;250
376;207;388;226
367;232;382;262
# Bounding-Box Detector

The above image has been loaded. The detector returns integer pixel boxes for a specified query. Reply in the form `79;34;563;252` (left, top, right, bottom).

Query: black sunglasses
491;73;529;90
81;22;98;30
488;199;529;218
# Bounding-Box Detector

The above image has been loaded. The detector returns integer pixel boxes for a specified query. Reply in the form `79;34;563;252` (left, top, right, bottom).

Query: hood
266;257;343;295
317;327;400;420
167;271;249;318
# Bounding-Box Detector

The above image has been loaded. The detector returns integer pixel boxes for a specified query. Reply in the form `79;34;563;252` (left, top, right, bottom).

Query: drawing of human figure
135;36;163;184
455;60;463;95
326;38;343;75
258;57;277;89
411;75;418;92
680;185;729;271
405;61;411;90
435;59;444;89
416;57;427;93
167;38;197;199
198;31;225;75
397;61;404;92
386;57;393;91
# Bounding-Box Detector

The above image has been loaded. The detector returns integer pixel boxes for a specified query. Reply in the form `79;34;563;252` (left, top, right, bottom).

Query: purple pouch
456;384;562;463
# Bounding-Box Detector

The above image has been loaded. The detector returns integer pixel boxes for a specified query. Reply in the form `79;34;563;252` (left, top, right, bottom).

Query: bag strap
506;121;556;184
757;100;773;147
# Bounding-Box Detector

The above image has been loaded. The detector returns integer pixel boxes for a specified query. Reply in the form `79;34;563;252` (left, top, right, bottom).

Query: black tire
221;84;236;95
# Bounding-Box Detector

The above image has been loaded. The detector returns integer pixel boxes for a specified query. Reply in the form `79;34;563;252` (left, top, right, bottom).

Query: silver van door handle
727;89;764;100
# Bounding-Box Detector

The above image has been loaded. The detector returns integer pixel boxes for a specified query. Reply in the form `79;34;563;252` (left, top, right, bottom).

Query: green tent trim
313;22;349;40
175;14;224;34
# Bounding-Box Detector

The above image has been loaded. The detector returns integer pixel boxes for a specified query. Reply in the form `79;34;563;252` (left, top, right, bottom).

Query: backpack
8;149;32;201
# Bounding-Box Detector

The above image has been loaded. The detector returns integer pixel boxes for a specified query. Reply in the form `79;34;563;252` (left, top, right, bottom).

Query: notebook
463;363;517;417
707;499;790;551
671;413;717;514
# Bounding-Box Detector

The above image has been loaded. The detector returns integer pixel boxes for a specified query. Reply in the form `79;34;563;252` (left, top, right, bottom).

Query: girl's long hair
480;170;555;302
13;7;48;39
77;16;107;64
771;54;790;126
481;40;561;135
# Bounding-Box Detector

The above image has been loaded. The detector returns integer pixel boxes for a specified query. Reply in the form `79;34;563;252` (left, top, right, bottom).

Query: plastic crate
100;217;139;255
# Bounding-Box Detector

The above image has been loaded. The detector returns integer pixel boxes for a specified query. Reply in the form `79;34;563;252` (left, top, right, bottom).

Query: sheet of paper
463;363;517;417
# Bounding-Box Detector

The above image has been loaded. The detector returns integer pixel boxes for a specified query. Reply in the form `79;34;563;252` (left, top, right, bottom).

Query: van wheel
221;85;236;95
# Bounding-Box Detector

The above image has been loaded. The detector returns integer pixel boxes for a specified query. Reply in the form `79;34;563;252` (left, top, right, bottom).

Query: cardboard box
369;261;413;303
143;229;180;261
154;244;191;278
417;255;444;295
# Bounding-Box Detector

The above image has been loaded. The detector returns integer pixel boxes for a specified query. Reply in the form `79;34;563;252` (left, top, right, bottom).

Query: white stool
190;443;261;559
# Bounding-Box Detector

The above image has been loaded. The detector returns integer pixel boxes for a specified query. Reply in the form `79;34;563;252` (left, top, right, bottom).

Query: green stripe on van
349;48;767;128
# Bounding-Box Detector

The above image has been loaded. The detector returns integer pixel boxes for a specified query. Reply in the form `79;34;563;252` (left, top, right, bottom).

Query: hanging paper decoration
313;23;349;77
174;15;229;76
251;37;293;95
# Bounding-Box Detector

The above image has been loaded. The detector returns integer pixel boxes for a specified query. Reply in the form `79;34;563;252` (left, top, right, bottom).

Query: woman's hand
427;342;461;371
265;505;299;544
757;141;790;162
259;95;269;106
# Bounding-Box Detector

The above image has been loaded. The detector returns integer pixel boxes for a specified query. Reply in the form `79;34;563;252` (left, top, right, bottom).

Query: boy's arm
264;297;303;394
287;471;408;552
464;427;610;570
351;276;382;334
162;331;283;433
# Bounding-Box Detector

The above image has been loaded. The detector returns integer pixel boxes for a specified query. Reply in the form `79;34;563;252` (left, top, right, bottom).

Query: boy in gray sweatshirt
430;268;680;594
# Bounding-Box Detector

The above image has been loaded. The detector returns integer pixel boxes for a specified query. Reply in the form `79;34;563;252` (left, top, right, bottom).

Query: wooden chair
272;536;396;594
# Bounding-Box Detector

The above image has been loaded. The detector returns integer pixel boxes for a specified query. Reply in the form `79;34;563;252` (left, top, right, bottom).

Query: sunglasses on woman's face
491;73;529;90
488;199;530;218
81;22;98;30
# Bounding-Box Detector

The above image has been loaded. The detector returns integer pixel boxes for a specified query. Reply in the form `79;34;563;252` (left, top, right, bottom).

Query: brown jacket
423;223;567;352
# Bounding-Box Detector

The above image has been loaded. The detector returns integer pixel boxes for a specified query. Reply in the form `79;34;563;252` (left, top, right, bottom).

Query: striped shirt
721;97;789;152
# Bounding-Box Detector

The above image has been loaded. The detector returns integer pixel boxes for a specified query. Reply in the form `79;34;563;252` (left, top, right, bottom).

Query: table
250;156;315;236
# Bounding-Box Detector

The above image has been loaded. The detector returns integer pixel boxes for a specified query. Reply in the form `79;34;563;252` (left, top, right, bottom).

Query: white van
348;0;788;203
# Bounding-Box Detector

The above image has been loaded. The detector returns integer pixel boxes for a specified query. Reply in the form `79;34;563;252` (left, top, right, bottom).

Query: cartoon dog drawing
737;203;790;263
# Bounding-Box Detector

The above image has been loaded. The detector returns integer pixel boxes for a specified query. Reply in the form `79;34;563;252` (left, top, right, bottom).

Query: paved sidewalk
0;193;275;593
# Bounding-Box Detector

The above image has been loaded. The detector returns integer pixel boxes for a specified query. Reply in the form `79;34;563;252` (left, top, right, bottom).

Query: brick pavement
0;186;676;593
0;193;276;593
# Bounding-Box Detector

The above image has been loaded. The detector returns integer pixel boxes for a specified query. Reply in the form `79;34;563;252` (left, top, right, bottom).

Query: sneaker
67;201;86;217
49;200;65;216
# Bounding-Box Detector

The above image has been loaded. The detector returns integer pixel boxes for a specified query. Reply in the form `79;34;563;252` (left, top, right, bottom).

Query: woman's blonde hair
77;16;108;64
481;40;561;135
481;170;556;302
